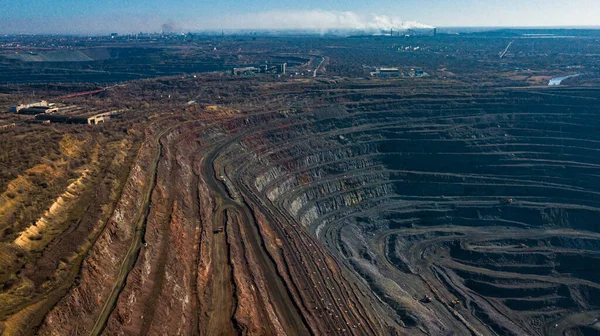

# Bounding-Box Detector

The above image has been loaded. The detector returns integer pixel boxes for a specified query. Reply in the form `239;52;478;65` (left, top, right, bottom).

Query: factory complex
9;100;122;125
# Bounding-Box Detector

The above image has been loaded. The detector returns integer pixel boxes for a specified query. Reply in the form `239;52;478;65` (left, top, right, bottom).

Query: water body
548;74;581;86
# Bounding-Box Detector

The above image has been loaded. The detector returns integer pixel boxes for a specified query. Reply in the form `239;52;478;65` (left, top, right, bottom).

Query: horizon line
3;25;600;37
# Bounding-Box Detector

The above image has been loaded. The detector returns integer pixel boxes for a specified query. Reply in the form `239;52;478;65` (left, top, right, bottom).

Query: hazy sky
1;0;599;34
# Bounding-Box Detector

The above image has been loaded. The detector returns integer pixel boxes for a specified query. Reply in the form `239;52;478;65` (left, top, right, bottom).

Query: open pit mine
2;77;600;336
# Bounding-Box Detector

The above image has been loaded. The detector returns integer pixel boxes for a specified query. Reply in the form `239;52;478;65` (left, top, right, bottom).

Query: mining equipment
213;228;224;234
421;295;433;303
501;197;514;204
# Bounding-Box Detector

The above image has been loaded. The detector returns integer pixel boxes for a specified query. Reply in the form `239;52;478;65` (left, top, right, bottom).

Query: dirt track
205;206;236;336
90;122;182;335
203;135;311;335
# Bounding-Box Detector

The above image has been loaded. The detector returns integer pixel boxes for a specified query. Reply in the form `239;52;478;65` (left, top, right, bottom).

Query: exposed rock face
31;81;600;336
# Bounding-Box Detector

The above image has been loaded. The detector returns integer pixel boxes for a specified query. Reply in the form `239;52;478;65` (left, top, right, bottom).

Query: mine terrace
1;29;600;336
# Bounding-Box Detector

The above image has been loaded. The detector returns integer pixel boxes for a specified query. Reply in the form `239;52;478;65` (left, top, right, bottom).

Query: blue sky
1;0;599;34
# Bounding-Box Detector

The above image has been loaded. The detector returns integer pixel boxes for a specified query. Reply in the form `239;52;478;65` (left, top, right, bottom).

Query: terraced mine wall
212;84;600;335
5;80;600;335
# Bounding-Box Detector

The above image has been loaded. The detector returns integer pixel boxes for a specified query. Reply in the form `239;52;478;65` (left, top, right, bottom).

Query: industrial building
370;67;401;77
369;67;429;78
276;63;286;74
35;109;122;125
9;100;50;113
232;63;286;76
0;122;16;130
17;106;59;115
232;67;261;76
407;68;430;78
9;98;122;125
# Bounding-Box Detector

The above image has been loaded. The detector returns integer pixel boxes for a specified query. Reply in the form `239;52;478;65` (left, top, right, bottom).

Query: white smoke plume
190;10;434;32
